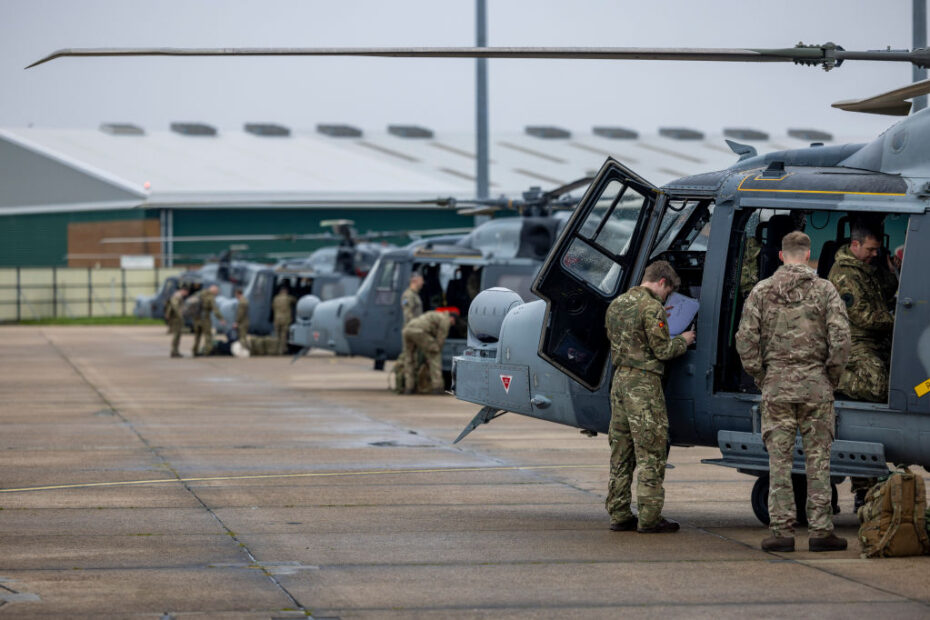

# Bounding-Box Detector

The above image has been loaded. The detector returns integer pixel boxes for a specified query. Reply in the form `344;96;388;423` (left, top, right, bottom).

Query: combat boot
761;536;795;552
609;516;638;531
637;518;679;533
809;533;847;552
170;352;182;358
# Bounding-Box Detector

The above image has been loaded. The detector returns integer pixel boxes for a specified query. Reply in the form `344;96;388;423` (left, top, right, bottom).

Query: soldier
272;285;297;355
233;288;250;350
165;287;189;358
605;261;695;534
192;284;224;356
828;224;895;402
401;308;457;395
401;273;424;325
736;231;851;552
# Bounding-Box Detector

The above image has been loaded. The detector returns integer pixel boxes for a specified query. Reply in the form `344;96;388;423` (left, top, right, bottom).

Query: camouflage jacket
165;291;184;323
404;311;452;349
401;287;423;325
739;237;762;300
199;291;223;322
606;286;688;377
272;291;296;325
828;244;894;343
235;298;250;326
736;264;851;402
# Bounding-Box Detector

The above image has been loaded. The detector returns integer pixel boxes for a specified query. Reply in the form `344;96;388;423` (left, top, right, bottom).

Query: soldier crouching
736;231;851;552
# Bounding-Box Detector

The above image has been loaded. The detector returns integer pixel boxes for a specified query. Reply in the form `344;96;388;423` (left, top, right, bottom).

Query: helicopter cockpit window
374;260;400;306
561;181;649;295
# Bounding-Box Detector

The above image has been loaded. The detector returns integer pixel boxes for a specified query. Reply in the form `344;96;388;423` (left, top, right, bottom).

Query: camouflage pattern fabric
272;291;297;355
235;297;250;340
193;290;223;355
401;311;452;391
736;264;850;402
762;400;836;537
739;236;762;301
607;369;669;527
828;244;894;402
401;287;423;326
606;286;687;375
165;291;185;356
604;286;687;528
736;264;850;538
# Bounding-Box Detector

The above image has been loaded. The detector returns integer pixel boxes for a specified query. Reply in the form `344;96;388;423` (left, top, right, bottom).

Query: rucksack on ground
857;467;930;558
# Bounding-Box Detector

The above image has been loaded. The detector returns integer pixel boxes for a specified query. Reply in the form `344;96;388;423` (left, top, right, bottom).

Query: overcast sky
0;0;922;140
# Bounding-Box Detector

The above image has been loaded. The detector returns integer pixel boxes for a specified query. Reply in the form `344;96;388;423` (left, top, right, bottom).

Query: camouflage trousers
761;399;835;538
402;328;442;391
168;319;183;355
837;340;888;403
192;319;214;355
606;368;668;529
274;322;289;355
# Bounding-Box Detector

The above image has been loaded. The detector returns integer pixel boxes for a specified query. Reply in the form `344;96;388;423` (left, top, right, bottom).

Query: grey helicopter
29;40;930;522
288;179;591;375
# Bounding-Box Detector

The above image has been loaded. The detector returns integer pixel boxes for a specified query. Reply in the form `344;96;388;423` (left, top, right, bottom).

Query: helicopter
30;41;930;522
288;179;592;374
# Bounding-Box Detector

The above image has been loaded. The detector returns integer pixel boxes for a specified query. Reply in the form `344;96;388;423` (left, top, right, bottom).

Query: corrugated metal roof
0;125;875;215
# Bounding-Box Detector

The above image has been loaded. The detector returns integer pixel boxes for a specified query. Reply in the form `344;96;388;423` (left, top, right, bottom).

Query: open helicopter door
532;158;663;390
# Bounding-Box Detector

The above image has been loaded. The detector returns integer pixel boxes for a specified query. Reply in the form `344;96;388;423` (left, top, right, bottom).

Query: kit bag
857;467;930;558
181;293;202;322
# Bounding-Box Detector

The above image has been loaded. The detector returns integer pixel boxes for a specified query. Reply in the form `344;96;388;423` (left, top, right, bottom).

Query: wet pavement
0;325;928;618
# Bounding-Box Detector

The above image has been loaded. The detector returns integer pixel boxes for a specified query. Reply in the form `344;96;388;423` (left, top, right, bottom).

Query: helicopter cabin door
532;158;662;390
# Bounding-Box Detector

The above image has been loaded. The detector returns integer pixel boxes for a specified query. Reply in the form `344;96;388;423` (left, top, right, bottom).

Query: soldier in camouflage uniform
736;231;851;552
192;285;224;356
165;288;189;358
739;236;762;301
272;286;297;355
605;260;695;534
233;288;250;351
828;225;896;403
401;273;424;325
401;309;456;395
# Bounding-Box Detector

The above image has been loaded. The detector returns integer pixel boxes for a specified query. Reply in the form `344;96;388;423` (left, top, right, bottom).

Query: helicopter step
701;430;890;480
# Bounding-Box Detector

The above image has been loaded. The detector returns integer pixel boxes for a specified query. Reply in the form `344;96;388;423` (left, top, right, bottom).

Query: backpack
182;293;202;322
857;467;930;558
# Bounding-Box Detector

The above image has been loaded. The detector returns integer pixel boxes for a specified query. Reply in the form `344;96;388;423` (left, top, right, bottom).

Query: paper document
665;292;700;336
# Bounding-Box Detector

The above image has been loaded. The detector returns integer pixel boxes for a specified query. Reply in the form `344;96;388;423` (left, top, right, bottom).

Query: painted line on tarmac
0;464;601;494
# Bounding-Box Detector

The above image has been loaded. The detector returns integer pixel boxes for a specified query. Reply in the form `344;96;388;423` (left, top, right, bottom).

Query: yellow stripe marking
915;378;930;398
736;174;906;196
0;464;601;494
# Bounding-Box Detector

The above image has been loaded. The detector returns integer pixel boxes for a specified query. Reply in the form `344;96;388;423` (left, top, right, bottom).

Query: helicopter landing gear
750;474;839;526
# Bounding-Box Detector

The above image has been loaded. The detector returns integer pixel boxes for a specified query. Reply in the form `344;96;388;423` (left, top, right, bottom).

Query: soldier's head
437;306;459;325
779;231;811;265
235;288;244;299
179;288;190;297
641;260;681;302
208;284;219;295
280;285;290;294
850;225;881;263
410;273;424;292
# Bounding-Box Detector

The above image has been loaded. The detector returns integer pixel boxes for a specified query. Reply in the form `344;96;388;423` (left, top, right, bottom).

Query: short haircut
642;260;681;290
851;224;879;244
781;230;811;256
410;272;424;281
235;288;243;295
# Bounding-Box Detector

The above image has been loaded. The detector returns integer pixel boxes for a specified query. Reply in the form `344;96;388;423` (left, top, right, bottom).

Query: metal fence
0;267;184;322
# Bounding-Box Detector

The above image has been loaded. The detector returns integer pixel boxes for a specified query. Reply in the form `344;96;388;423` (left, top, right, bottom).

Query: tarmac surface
1;325;929;619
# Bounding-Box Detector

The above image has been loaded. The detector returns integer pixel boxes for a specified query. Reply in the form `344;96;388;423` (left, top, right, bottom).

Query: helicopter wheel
750;474;839;526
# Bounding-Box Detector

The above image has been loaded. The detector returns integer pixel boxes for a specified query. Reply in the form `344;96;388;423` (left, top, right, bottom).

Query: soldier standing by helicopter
736;231;851;552
272;285;297;355
233;288;250;351
165;287;189;358
401;273;424;324
828;224;896;403
193;284;224;356
605;261;695;534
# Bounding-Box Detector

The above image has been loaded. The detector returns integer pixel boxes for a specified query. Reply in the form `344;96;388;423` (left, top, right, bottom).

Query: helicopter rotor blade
831;76;930;116
100;232;340;244
543;175;595;200
26;44;930;71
